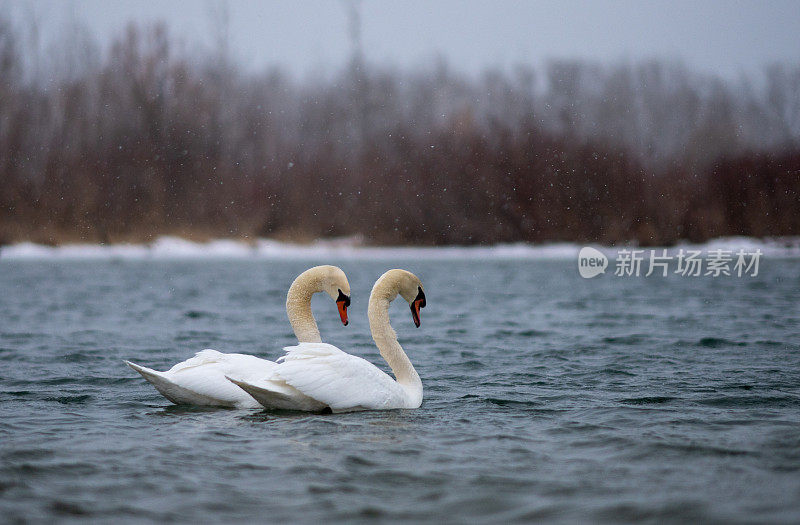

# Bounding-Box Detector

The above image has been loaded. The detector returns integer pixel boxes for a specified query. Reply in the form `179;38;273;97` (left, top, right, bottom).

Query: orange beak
410;287;426;328
411;299;423;327
336;289;350;326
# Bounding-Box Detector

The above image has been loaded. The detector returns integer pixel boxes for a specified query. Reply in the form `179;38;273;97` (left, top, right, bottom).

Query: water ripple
1;258;799;523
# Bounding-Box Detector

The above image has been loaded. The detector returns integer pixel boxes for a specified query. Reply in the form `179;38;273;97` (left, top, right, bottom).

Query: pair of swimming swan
125;267;427;413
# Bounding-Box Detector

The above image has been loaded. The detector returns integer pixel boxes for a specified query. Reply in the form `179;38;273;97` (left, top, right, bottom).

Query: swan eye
336;289;350;307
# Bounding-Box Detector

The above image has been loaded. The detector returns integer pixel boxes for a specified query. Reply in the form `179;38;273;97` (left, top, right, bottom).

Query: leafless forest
1;17;799;246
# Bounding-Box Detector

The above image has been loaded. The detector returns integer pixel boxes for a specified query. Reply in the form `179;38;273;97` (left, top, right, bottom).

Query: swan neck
286;274;322;343
368;294;421;398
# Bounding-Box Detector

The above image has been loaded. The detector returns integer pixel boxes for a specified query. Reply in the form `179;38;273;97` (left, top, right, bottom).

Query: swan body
125;351;275;408
230;269;426;413
125;265;351;408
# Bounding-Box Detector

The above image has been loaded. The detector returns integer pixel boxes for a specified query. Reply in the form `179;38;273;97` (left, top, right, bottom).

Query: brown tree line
1;19;799;246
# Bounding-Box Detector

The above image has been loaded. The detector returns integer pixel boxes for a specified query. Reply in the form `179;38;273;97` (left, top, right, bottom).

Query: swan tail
125;360;162;382
125;360;228;407
226;376;325;412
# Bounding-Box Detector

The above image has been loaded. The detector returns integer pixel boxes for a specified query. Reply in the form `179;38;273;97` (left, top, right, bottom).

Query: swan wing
271;342;410;412
167;349;274;375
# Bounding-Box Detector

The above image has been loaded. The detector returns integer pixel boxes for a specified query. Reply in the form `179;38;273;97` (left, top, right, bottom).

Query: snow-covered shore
2;236;799;260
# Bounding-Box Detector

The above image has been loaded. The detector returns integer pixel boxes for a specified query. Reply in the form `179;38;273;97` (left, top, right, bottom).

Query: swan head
380;269;426;328
316;265;352;326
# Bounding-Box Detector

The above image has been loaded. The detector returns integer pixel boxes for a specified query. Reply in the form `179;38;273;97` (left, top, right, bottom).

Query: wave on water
1;235;799;260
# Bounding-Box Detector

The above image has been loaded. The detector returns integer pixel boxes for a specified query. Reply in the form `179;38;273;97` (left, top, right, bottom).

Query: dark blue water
1;257;799;523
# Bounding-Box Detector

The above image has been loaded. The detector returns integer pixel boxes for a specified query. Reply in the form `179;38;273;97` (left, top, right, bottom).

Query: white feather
276;343;409;412
126;350;276;409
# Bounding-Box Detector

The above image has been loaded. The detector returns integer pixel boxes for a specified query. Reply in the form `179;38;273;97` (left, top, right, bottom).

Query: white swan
124;265;351;408
228;269;426;413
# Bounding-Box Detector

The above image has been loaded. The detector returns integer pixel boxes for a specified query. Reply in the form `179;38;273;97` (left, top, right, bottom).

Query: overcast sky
8;0;800;79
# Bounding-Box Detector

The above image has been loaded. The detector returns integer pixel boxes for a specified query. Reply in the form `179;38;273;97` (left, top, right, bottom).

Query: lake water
1;254;799;523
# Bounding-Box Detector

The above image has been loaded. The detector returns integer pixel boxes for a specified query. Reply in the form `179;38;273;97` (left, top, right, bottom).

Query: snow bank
1;236;798;260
